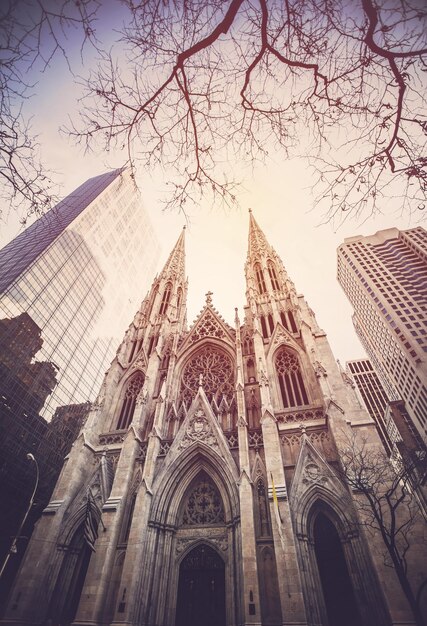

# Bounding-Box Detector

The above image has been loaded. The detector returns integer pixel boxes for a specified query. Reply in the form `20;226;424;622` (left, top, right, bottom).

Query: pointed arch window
181;473;225;525
280;311;289;330
260;316;269;339
268;262;280;291
159;282;172;315
176;287;182;311
256;478;272;536
288;310;298;333
116;373;145;430
275;348;308;408
255;263;267;294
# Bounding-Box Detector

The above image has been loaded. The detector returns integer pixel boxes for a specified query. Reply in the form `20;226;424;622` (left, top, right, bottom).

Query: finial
183;225;186;230
205;290;213;305
198;374;204;389
248;207;252;213
299;423;307;438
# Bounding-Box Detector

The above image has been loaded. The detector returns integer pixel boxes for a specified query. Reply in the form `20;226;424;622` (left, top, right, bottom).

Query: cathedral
3;213;425;626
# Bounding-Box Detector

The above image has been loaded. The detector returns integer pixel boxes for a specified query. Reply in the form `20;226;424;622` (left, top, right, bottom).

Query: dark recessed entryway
314;513;361;626
175;543;226;626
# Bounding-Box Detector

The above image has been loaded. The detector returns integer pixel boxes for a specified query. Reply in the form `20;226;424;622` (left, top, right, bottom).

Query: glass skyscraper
0;169;160;420
337;227;427;443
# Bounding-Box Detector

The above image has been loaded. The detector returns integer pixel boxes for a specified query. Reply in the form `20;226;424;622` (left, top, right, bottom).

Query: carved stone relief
179;410;219;450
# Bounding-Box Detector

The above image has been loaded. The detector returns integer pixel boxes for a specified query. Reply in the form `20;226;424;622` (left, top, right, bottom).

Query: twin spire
154;210;287;309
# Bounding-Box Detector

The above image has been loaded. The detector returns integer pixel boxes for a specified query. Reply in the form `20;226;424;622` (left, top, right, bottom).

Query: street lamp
0;453;39;580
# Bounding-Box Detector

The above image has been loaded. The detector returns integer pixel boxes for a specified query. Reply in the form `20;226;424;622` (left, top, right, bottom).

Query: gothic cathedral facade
3;213;425;626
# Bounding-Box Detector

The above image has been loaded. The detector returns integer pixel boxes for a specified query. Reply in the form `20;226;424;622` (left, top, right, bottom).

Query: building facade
0;169;160;421
3;215;426;626
0;313;91;607
337;227;427;443
346;358;392;453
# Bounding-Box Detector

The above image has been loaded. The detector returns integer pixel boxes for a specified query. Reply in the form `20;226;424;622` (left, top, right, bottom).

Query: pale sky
1;2;425;366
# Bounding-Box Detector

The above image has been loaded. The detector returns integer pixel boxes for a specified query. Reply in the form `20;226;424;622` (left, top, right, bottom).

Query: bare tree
0;0;99;224
339;433;427;626
70;0;427;218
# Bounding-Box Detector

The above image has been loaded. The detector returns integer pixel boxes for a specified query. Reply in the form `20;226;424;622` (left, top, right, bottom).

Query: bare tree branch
338;431;427;626
0;0;100;222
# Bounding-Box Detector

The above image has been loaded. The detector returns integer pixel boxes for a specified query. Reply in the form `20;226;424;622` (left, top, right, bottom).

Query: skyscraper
0;169;160;420
346;358;393;453
5;214;425;626
337;227;427;443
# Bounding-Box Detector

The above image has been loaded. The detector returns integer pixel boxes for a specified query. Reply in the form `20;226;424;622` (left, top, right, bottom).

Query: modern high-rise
346;358;393;453
5;214;426;626
337;227;427;443
0;169;160;420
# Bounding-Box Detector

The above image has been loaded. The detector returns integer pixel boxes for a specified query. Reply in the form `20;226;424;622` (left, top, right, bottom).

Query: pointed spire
247;209;271;261
160;225;186;281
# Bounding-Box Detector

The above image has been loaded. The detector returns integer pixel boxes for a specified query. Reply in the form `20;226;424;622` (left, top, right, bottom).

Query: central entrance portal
175;544;226;626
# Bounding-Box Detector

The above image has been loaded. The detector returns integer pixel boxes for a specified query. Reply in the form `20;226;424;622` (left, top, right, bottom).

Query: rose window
180;345;234;405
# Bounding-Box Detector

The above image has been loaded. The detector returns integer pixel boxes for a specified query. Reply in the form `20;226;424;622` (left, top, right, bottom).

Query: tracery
181;474;225;525
180;345;234;406
275;348;308;408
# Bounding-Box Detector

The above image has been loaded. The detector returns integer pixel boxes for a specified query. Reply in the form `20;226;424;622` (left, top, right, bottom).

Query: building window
159;282;172;315
268;262;280;291
260;316;269;339
255;263;267;294
116;373;145;430
275;348;309;408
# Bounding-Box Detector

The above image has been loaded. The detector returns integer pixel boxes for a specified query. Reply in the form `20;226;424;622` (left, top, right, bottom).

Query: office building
346;358;393;453
0;169;160;420
0;313;90;607
5;214;425;626
337;227;427;443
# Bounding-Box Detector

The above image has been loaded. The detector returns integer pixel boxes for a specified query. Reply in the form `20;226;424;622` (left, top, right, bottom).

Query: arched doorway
48;525;92;625
175;544;226;626
314;513;361;626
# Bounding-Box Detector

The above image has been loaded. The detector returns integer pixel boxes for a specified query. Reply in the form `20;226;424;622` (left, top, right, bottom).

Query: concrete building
346;358;392;453
337;227;427;443
3;215;426;626
0;169;160;421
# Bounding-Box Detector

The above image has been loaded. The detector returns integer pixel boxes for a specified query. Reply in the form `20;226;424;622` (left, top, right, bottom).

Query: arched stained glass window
116;373;145;430
275;348;308;408
180;345;234;406
255;263;267;294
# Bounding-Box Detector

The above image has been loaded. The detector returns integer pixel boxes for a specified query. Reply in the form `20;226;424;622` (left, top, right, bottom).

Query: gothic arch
134;445;242;626
273;345;310;409
149;444;240;527
112;370;145;430
292;488;389;626
292;484;356;541
176;341;236;409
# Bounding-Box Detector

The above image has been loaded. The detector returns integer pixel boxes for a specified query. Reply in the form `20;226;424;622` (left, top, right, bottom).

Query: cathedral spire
244;210;300;341
247;208;273;263
159;225;186;284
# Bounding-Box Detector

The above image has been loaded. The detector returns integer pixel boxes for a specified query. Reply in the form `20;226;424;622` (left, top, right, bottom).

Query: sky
1;1;425;366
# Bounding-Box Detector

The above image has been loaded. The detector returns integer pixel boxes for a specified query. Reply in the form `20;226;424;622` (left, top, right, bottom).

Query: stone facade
3;215;426;626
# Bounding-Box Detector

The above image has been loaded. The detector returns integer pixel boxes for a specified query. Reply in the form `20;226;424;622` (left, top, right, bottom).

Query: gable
179;305;235;353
